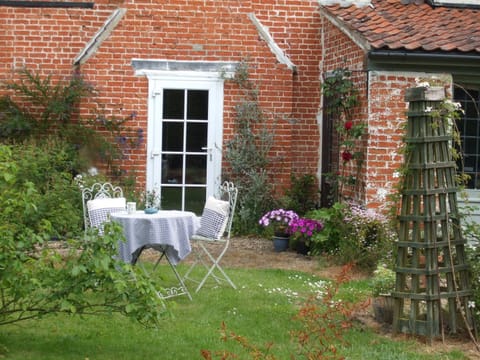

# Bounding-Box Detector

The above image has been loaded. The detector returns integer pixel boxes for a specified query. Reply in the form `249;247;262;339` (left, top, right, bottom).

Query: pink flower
288;218;323;239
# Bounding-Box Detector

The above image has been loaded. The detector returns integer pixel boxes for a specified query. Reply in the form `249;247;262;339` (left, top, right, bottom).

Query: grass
0;265;473;359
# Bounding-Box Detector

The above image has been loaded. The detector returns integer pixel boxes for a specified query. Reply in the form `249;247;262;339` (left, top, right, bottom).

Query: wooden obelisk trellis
393;86;476;340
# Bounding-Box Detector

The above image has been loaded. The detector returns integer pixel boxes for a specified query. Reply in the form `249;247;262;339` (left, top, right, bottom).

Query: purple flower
259;209;299;230
288;218;323;239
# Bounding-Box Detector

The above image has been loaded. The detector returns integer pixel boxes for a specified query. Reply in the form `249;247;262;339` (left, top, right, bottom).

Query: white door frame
144;71;225;205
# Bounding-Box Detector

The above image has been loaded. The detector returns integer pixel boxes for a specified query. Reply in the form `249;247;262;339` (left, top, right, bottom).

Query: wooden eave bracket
74;8;127;66
248;13;297;73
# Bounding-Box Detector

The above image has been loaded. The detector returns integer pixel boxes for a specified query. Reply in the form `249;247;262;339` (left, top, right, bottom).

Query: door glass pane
185;155;206;184
187;90;208;120
161;187;182;210
162;154;183;184
186;122;207;152
162;122;184;151
163;89;184;119
185;187;206;215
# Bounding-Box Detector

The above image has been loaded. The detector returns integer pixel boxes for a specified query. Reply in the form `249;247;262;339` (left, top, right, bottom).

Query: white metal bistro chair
183;181;238;292
81;182;126;234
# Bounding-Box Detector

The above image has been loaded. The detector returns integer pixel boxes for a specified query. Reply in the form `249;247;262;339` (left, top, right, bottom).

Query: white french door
146;77;224;214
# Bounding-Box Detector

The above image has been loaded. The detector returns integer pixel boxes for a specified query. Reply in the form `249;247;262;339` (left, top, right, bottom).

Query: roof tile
320;0;480;53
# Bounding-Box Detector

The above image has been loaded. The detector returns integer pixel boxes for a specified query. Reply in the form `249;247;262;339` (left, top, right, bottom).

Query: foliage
141;187;161;209
224;61;278;235
307;202;348;254
308;202;397;272
322;69;359;118
321;68;365;203
259;209;299;236
466;243;480;326
0;69;92;140
0;68;143;187
4;139;83;237
290;264;370;359
0;144;166;327
371;263;396;297
283;173;319;216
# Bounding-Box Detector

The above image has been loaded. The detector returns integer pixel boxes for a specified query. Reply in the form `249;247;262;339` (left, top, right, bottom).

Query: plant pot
272;235;289;252
296;241;310;255
372;296;394;324
144;207;158;214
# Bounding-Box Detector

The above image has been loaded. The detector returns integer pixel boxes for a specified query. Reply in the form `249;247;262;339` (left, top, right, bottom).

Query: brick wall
1;0;323;195
4;0;445;208
366;71;453;212
319;15;453;210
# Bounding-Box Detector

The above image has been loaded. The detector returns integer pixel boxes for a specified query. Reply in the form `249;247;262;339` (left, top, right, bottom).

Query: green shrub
3;139;83;237
308;202;397;272
0;144;166;328
283;173;319;216
371;263;396;297
308;202;349;254
0;68;143;188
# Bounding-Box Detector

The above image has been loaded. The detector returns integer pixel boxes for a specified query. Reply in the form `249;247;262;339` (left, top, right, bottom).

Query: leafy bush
5;139;83;237
0;69;92;140
308;202;397;271
283;173;319;216
371;263;396;297
308;202;348;254
0;144;166;327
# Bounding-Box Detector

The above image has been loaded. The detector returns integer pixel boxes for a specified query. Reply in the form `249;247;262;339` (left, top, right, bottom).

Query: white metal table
111;210;200;300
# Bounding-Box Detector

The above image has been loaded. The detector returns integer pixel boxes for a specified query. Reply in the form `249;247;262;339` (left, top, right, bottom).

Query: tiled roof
319;0;480;53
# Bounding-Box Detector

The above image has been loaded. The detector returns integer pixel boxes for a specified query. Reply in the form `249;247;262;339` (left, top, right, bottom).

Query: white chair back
217;181;238;240
81;182;124;232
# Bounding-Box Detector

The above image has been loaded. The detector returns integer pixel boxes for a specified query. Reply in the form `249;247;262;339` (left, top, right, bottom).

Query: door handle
201;146;213;161
151;148;161;158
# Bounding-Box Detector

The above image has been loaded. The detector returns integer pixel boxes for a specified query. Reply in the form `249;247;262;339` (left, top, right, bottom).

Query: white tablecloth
111;210;200;265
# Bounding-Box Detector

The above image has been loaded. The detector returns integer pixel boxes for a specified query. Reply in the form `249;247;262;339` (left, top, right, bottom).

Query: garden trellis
393;86;476;341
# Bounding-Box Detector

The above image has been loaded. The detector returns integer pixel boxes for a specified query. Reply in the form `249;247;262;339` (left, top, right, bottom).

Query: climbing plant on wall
224;61;279;234
322;68;365;203
0;68;142;186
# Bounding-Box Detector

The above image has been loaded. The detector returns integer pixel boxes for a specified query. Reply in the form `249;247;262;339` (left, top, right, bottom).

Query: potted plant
142;188;161;214
259;209;299;252
371;263;396;324
288;217;323;255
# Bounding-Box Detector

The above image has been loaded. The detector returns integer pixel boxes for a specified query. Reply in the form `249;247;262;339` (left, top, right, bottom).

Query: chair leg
182;248;212;283
194;242;236;292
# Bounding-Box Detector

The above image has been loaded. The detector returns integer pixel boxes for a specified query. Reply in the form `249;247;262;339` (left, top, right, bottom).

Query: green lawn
0;266;471;359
